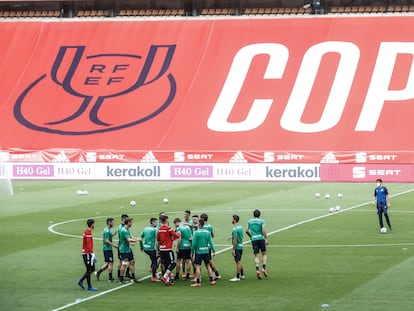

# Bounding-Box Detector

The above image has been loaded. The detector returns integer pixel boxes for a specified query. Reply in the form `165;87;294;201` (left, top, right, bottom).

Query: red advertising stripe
3;149;414;164
321;163;414;182
0;17;413;157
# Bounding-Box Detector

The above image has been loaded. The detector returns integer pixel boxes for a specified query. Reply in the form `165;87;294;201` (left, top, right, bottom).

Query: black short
119;251;134;261
194;253;210;265
103;250;114;263
160;250;175;266
177;249;191;260
251;239;266;254
233;249;243;262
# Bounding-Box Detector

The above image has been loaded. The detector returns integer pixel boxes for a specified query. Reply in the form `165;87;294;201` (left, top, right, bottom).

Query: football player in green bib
191;219;216;287
95;218;118;282
229;215;245;281
246;209;268;279
174;218;193;280
140;217;159;282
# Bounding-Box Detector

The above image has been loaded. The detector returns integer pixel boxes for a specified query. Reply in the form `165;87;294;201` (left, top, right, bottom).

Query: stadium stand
0;1;413;18
117;8;185;17
199;8;233;15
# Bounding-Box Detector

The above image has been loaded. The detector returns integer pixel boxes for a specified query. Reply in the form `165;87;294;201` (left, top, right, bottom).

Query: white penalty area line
50;187;414;311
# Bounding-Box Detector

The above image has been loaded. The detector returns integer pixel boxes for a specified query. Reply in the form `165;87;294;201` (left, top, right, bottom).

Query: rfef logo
14;45;176;135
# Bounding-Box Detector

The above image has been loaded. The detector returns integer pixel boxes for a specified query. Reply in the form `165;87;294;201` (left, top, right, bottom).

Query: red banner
0;17;413;162
321;163;414;182
2;149;413;164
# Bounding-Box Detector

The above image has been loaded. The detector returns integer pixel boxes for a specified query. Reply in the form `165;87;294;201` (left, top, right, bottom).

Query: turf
0;181;413;311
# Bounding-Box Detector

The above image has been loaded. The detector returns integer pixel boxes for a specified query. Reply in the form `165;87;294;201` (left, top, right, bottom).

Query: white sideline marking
266;243;414;248
219;242;414;248
50;188;414;310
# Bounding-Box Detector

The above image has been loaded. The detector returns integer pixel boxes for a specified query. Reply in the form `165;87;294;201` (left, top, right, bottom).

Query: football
163;198;169;204
380;227;387;234
130;200;136;206
329;207;335;213
325;194;330;199
337;193;343;198
315;193;321;198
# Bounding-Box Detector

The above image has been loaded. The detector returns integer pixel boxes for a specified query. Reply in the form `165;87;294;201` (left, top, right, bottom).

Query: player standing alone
373;178;392;231
77;219;98;291
246;209;268;280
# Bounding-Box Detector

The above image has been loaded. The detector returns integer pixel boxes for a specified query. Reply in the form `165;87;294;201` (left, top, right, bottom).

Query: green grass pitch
1;181;414;311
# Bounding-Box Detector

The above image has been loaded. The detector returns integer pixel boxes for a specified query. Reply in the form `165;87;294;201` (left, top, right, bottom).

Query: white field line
50;282;134;311
50;188;414;311
265;243;414;248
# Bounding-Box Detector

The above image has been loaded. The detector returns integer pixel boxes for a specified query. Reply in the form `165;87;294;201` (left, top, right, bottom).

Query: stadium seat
357;6;368;13
270;7;277;14
350;6;358;13
377;6;387;13
330;6;345;13
401;5;409;12
387;5;395;12
257;8;265;15
362;6;373;13
244;8;258;15
392;6;403;13
263;8;272;14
